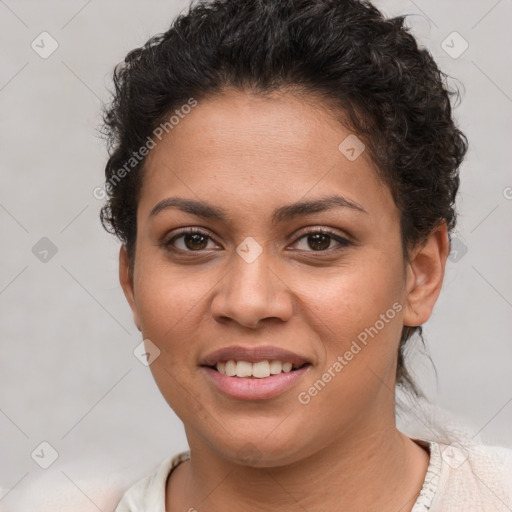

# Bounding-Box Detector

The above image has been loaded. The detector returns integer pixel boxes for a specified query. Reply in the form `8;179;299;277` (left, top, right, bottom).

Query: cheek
291;251;405;336
134;255;207;333
134;265;205;409
290;255;406;406
292;265;404;428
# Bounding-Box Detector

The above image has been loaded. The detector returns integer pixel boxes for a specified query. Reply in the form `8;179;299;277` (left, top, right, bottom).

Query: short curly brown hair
99;0;468;397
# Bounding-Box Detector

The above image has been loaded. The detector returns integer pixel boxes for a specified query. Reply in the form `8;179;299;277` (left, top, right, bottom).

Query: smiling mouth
205;360;310;379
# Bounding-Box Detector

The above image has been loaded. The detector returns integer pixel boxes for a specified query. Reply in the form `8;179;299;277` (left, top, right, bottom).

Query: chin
203;426;312;468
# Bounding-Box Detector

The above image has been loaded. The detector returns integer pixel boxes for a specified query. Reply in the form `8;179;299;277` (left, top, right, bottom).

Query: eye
164;228;219;252
291;228;353;252
162;227;353;254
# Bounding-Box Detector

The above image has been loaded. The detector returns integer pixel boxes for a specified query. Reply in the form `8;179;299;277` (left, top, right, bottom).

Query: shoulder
114;451;191;512
431;441;512;511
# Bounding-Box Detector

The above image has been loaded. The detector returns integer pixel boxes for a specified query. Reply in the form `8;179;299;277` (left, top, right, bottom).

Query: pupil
308;233;330;251
185;233;207;250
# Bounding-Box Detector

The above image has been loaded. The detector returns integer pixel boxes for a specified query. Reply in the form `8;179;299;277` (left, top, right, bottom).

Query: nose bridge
211;244;292;327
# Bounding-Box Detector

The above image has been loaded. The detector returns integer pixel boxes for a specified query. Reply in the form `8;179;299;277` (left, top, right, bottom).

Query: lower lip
201;365;310;400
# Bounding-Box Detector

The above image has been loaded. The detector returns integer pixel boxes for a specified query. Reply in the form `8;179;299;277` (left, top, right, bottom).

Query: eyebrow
148;195;368;224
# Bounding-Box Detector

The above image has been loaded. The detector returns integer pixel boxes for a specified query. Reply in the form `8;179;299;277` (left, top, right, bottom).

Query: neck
167;418;430;512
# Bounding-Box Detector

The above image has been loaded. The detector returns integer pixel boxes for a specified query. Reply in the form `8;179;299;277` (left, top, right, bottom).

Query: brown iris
184;233;209;250
307;233;331;251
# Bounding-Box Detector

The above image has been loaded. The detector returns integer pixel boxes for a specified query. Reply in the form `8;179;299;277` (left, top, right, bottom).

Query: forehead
139;90;395;221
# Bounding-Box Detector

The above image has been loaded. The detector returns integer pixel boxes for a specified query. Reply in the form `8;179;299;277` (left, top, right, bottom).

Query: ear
402;220;450;327
119;244;142;332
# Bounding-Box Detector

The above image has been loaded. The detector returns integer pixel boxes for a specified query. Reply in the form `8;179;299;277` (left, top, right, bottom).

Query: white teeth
269;360;282;374
225;360;237;376
282;362;293;373
215;360;300;378
252;361;270;378
235;361;252;378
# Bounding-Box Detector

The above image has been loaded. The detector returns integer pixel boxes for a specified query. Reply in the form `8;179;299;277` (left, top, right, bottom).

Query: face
120;89;447;467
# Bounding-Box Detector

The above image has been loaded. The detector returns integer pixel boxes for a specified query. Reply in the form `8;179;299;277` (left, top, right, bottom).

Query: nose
210;249;294;329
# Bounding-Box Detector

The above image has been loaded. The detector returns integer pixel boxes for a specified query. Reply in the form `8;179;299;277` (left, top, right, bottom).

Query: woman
99;0;512;510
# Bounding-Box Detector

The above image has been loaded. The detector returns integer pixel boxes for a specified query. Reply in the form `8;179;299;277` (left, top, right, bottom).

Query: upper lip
200;345;311;367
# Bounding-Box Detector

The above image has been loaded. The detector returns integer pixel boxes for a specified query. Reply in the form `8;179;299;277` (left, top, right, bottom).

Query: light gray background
1;0;511;510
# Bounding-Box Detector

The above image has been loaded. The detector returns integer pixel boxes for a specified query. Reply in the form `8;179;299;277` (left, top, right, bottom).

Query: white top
114;439;512;511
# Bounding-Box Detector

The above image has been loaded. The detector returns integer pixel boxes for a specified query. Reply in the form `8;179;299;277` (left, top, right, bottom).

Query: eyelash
163;227;353;254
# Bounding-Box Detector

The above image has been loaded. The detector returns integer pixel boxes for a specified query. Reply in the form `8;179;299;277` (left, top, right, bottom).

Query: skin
119;89;449;511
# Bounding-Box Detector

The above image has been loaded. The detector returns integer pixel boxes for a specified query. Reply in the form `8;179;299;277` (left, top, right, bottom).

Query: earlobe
402;221;450;327
119;244;142;332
